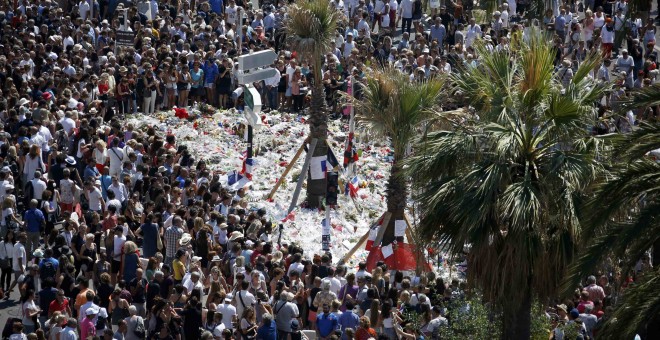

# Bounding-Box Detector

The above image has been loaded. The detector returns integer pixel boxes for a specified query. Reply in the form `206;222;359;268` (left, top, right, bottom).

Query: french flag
346;176;359;197
241;158;254;180
365;215;385;249
228;170;243;186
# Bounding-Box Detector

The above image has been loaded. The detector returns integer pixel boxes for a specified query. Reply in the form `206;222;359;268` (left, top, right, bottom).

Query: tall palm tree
349;67;445;245
285;0;341;208
564;85;660;339
404;32;608;339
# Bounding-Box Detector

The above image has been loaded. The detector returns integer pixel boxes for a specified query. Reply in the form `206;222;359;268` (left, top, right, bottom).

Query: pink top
80;317;96;339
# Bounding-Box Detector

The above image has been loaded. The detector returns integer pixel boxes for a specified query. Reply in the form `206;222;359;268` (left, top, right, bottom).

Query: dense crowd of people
0;0;658;339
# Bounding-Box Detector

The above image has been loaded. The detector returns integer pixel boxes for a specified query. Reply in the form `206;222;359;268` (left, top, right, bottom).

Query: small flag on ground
346;176;360;198
228;170;243;186
327;147;340;169
343;132;359;167
241;158;254;180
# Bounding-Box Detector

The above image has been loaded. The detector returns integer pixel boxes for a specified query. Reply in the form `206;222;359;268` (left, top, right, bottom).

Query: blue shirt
203;61;219;84
100;174;112;200
316;312;338;338
84;165;100;181
337;311;359;340
39;257;59;275
23;208;45;233
256;320;277;340
210;0;223;14
555;15;566;32
430;24;446;43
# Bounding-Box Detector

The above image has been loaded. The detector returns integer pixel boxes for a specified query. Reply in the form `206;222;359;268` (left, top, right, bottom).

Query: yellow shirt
173;259;185;281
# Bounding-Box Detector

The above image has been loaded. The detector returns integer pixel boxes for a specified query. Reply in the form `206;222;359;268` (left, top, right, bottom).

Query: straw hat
179;233;193;246
229;231;244;241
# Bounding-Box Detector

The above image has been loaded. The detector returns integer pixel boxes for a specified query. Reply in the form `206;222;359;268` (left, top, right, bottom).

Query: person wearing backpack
39;248;59;283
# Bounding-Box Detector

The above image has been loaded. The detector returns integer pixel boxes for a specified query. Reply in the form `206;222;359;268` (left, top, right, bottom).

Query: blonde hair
7;146;17;158
95;140;107;148
124;241;138;254
194;217;204;230
2;196;15;209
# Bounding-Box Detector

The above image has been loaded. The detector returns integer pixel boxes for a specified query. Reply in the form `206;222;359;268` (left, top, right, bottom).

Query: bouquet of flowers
199;103;216;116
173;107;189;119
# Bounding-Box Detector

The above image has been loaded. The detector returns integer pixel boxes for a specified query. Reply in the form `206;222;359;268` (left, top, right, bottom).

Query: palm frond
285;0;340;63
407;28;606;321
349;67;445;155
597;270;660;339
619;84;660;113
612;122;660;160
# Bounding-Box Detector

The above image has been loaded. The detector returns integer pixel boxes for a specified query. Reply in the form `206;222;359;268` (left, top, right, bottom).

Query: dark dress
122;252;139;283
216;66;232;95
181;307;203;340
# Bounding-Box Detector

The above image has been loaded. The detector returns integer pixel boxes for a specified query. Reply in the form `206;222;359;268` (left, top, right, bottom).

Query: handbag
156;233;163;251
133;317;146;338
0;244;9;269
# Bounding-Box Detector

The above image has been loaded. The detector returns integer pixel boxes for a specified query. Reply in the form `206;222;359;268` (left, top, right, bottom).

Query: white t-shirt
59;118;76;135
78;1;90;20
30;178;47;200
225;6;241;25
235;290;256;319
216;303;237;330
108;147;124;170
87;188;103;211
12;242;26;272
39;126;52;152
22;300;38;326
213;323;226;338
113;235;126;261
287;262;304;276
343;40;355;58
1;207;13;227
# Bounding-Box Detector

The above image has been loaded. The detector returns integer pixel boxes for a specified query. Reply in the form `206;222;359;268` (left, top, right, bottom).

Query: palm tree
404;32;608;339
349;67;446;246
564;85;660;339
285;0;341;208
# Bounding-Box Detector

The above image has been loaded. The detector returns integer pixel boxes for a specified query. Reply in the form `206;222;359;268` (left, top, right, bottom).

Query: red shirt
577;300;594;314
49;297;69;316
356;327;377;340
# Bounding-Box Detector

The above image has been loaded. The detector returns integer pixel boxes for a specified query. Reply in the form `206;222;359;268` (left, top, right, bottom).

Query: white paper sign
381;244;394;258
394;220;407;237
322;219;331;235
368;226;379;241
310;155;328;180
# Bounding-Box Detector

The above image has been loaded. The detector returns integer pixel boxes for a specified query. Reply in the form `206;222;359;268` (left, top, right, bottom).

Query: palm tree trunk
502;286;532;340
383;159;408;245
306;69;329;208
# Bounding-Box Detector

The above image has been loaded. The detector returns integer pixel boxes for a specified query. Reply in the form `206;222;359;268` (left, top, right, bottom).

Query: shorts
205;83;214;88
192;87;205;96
112;259;121;274
59;202;74;213
285;87;292;97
